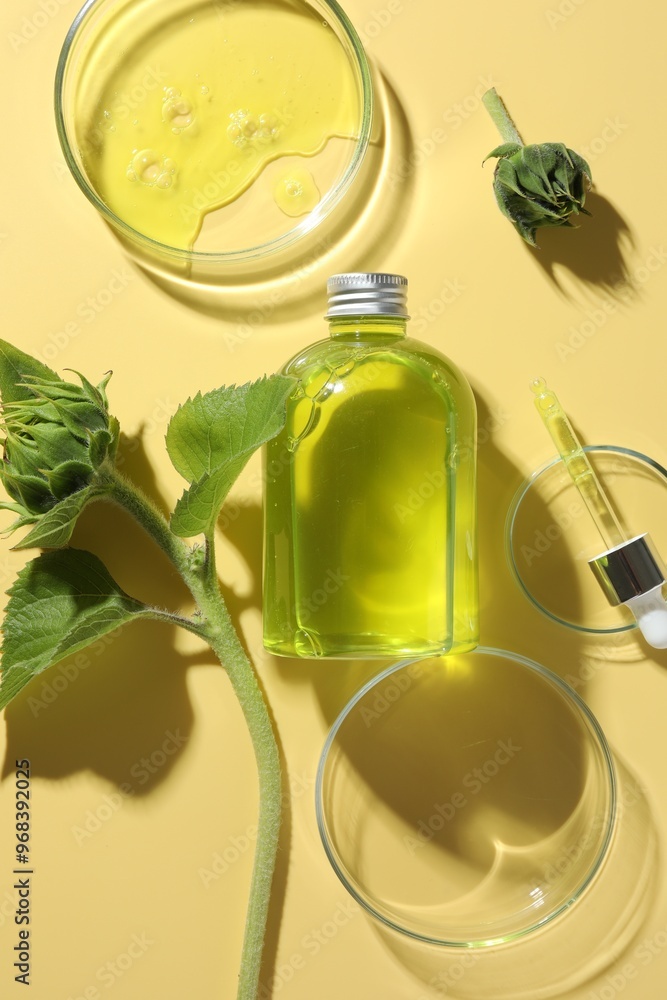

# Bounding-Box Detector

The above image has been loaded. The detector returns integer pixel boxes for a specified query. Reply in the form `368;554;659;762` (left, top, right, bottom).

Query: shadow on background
220;390;660;995
0;61;418;993
526;192;636;299
0;376;660;997
1;169;663;996
1;432;199;792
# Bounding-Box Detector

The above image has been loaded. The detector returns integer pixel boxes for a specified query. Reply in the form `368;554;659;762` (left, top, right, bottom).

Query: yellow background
2;0;667;997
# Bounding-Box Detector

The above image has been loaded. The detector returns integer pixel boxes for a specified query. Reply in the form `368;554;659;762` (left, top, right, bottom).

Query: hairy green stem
203;532;219;596
102;465;282;1000
196;606;282;1000
97;465;193;584
482;87;524;145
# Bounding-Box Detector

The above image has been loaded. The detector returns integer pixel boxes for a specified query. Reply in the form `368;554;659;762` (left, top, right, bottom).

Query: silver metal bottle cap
325;273;409;319
588;533;667;606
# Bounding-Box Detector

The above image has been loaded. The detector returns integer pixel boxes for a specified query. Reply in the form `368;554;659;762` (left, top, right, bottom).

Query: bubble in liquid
273;167;320;218
98;109;115;134
294;628;323;657
162;88;195;131
227;108;282;147
227;109;250;147
127;149;176;189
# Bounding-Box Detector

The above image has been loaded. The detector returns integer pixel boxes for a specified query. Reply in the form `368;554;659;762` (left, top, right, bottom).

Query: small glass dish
316;649;656;998
505;445;667;634
55;0;373;286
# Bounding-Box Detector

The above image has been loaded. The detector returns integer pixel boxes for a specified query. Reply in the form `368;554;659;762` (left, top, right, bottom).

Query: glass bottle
263;272;478;658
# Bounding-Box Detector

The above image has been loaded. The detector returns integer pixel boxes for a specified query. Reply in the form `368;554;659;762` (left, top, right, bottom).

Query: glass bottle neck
328;315;407;342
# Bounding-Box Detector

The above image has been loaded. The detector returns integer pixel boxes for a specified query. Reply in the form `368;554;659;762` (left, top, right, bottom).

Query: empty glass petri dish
505;446;667;634
317;649;655;998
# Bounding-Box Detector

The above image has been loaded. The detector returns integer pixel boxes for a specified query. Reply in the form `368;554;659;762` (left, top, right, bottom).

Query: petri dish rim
315;646;617;949
505;444;667;635
54;0;373;264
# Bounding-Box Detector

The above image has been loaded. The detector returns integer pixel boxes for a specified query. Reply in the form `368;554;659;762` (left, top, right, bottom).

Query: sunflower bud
484;141;591;246
482;89;592;246
0;342;119;530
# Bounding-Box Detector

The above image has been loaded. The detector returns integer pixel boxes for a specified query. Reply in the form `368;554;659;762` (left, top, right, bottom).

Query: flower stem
101;464;282;1000
482;88;524;145
197;604;282;1000
97;464;193;585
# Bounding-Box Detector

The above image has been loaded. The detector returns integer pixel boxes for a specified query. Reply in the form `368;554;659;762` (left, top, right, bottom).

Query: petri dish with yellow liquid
55;0;372;283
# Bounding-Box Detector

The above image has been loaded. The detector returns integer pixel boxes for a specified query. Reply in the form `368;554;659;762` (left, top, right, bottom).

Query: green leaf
11;487;98;550
45;460;93;500
0;549;150;710
170;456;249;538
0;341;61;406
0;501;29;516
88;429;113;468
2;511;39;536
166;376;295;484
2;472;55;512
483;142;522;162
167;375;295;538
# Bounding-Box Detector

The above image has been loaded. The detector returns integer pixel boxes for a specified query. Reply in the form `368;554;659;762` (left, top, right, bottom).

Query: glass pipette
530;378;667;649
530;377;626;550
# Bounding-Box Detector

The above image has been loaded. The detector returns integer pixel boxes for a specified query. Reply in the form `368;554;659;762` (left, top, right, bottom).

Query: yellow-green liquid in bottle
263;274;478;658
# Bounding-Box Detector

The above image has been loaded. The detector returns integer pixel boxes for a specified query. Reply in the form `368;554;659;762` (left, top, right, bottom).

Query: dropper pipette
530;378;667;649
530;377;626;550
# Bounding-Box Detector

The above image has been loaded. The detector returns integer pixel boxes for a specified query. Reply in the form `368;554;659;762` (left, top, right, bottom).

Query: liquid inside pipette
530;377;667;649
530;377;626;551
